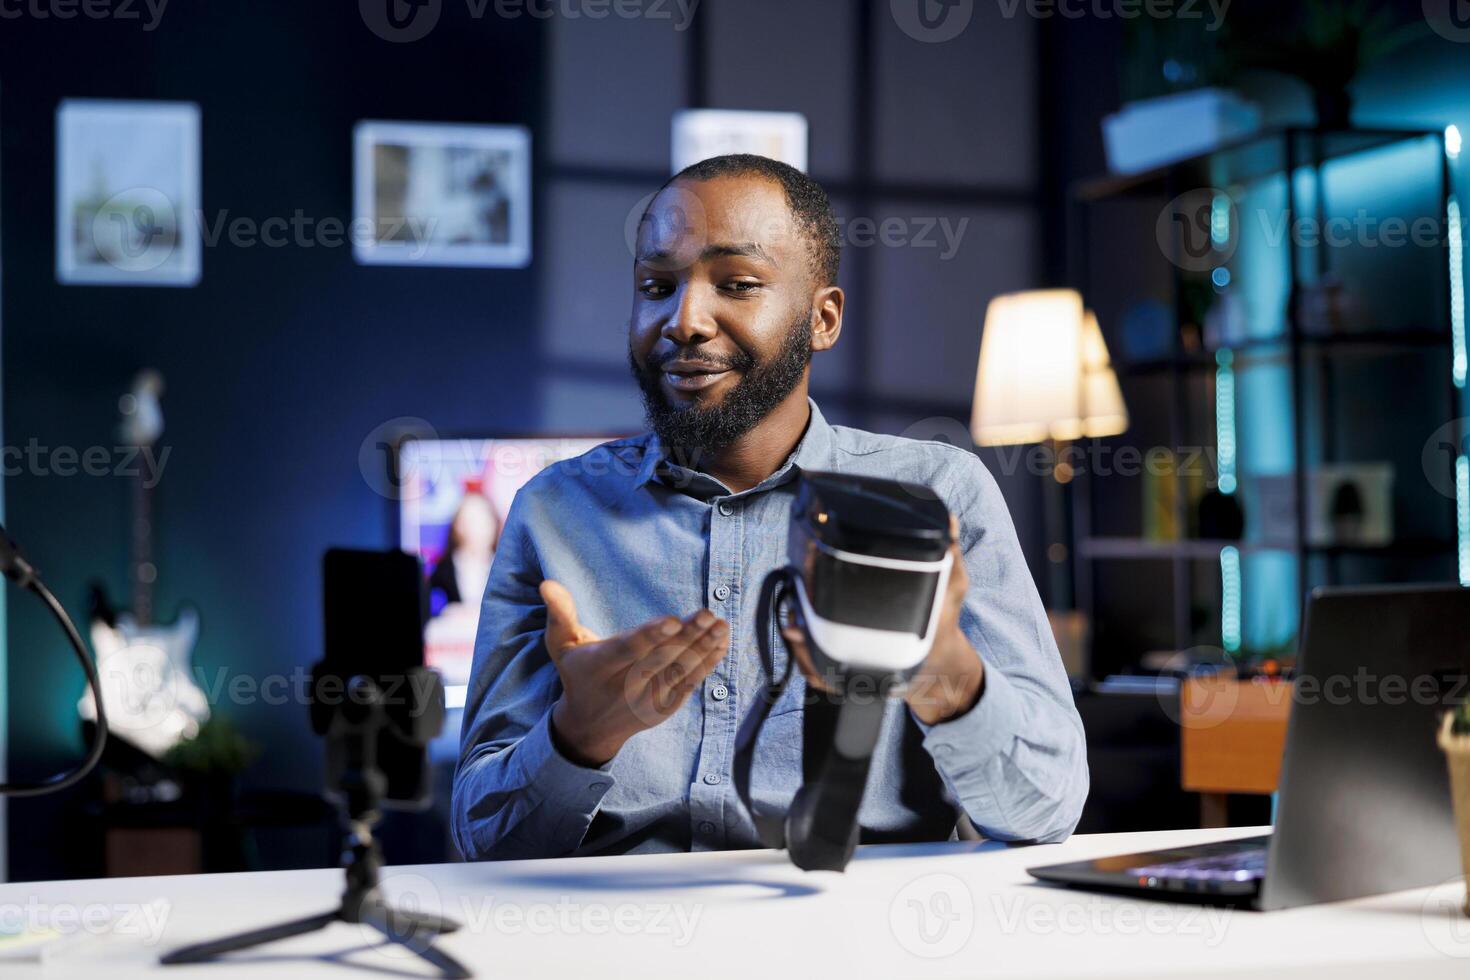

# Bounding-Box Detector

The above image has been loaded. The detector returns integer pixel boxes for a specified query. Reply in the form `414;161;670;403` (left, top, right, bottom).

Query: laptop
1029;584;1470;910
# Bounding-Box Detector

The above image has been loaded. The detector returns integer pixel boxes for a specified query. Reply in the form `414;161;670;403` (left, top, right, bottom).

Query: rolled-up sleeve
915;450;1089;843
450;489;617;861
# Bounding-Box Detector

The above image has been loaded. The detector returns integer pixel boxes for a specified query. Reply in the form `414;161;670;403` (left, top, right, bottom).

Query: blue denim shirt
452;400;1087;860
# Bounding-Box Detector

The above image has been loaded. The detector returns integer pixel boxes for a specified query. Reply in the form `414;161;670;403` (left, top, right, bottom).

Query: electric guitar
79;370;210;759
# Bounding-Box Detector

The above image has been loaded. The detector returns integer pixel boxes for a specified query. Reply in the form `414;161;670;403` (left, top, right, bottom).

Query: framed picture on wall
56;99;202;287
353;121;532;268
671;109;809;173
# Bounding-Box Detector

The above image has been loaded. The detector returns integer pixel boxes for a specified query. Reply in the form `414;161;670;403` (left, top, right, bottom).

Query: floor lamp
971;289;1129;674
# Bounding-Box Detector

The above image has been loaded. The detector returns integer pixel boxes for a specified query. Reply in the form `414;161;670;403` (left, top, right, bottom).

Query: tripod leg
384;906;462;935
361;902;473;980
161;910;338;965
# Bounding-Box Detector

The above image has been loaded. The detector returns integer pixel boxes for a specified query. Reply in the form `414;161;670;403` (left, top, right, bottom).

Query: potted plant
1438;702;1470;915
1232;0;1426;129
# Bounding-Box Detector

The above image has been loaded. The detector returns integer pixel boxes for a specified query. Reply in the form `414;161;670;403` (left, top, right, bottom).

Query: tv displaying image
397;436;611;695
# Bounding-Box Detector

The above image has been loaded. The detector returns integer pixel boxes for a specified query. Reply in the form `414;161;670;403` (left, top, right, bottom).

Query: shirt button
711;684;729;701
702;772;721;785
714;585;731;601
718;501;734;517
698;821;716;834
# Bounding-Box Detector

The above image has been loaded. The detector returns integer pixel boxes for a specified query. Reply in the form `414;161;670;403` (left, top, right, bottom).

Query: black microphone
0;522;110;796
0;522;37;589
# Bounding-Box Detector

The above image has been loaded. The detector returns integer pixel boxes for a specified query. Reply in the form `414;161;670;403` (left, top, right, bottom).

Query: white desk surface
2;826;1467;979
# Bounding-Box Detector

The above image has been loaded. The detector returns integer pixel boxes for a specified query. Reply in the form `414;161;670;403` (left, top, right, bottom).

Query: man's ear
811;285;844;353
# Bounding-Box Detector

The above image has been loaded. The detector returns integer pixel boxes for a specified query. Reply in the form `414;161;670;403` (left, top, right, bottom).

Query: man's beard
630;313;812;460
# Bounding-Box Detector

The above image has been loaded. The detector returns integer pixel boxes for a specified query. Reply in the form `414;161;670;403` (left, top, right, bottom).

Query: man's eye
640;282;673;298
723;280;761;294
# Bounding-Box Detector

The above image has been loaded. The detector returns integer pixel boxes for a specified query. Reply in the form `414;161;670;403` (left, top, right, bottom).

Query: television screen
397;436;612;696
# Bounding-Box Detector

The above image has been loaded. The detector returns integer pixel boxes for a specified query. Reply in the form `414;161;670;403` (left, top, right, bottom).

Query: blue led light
1449;196;1465;389
1459;456;1470;588
1215;349;1237;496
1221;546;1242;654
1211;267;1231;288
1211;192;1231;248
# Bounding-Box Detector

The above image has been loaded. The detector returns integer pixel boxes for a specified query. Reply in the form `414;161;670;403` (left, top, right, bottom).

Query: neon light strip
1449;196;1466;389
1215;349;1237;495
1459;456;1470;587
1220;545;1242;654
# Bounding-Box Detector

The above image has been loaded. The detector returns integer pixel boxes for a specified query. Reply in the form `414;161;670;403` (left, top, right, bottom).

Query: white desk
3;826;1467;979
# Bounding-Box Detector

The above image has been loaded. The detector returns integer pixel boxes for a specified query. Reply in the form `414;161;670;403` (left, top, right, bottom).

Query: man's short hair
655;154;842;289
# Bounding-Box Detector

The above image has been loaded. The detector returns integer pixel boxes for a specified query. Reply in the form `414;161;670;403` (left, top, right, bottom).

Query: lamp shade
971;289;1129;446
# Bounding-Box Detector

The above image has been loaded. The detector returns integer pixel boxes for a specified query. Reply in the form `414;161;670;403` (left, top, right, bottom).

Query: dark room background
4;0;1470;880
0;0;1054;880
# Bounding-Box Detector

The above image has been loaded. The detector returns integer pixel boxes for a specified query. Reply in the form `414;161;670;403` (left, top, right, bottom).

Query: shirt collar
636;397;835;497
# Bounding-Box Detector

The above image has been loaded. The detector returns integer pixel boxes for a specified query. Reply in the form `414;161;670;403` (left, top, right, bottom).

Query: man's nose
661;283;719;345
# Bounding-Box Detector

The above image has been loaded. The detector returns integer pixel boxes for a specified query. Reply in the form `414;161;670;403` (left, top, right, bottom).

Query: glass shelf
1074;127;1444;202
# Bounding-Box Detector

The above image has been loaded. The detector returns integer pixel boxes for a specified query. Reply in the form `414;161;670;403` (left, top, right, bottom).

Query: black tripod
160;677;472;979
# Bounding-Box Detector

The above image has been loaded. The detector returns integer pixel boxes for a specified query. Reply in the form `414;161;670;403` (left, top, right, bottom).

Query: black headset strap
785;681;888;871
732;565;798;849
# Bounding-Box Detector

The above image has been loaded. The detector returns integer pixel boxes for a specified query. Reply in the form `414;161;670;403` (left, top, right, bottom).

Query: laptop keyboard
1126;847;1268;883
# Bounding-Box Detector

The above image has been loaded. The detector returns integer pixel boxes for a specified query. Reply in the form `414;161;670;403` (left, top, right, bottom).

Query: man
452;154;1087;860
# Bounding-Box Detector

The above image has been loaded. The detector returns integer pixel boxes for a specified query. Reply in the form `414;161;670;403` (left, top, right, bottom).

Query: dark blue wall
1;3;544;879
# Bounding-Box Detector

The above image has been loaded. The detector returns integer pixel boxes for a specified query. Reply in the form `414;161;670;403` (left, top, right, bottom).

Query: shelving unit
1069;127;1465;679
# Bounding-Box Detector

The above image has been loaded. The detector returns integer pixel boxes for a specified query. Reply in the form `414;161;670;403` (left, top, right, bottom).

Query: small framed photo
56;99;202;287
353;121;531;268
672;109;809;173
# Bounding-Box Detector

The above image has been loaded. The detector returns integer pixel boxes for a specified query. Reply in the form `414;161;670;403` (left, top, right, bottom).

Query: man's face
628;175;818;454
